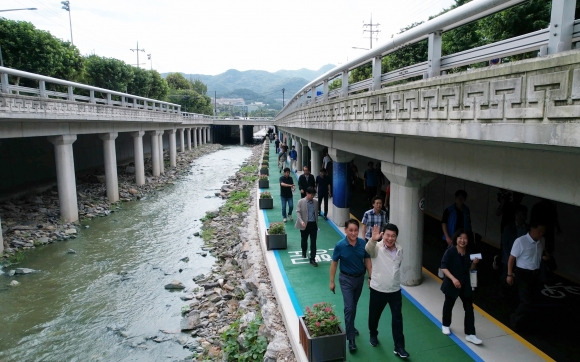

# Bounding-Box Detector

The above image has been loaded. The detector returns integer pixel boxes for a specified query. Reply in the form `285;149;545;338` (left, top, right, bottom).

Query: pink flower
316;322;321;327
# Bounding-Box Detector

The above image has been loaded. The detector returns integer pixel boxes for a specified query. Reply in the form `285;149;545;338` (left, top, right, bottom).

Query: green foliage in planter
268;222;286;235
260;191;272;199
259;174;268;180
242;174;258;182
221;313;268;362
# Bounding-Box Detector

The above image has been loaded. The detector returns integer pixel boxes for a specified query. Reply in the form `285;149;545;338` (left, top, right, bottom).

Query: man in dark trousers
316;168;331;220
298;165;316;199
295;187;319;266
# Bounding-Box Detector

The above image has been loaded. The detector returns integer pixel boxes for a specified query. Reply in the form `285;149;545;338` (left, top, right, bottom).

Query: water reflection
0;146;252;361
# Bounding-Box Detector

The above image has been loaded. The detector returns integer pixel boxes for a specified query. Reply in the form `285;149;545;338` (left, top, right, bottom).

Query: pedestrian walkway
257;142;553;361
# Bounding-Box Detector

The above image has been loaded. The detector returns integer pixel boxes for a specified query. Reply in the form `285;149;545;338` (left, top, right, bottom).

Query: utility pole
147;53;152;70
282;88;285;107
130;42;146;68
363;14;380;50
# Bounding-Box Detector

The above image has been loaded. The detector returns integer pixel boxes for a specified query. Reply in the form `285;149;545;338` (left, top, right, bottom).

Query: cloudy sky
2;0;455;75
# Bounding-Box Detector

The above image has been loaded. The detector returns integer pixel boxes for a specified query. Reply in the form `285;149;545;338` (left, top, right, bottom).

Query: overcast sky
2;0;456;75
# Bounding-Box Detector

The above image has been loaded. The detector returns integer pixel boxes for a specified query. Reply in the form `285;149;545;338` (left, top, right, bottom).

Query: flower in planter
260;191;272;199
268;222;286;235
303;302;341;337
259;175;269;180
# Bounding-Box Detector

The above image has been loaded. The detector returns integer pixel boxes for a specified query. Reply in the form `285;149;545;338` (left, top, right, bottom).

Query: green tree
148;70;169;100
166;73;192;90
191;78;208;95
82;55;134;93
0;18;83;81
167;89;213;115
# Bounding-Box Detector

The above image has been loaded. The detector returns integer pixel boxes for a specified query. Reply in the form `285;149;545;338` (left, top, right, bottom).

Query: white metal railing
0;66;182;114
276;0;579;119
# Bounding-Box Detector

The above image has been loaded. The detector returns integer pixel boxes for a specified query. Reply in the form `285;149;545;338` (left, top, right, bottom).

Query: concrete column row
286;132;433;287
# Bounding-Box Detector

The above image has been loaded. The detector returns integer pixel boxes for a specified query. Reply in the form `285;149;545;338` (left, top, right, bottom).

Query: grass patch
223;190;250;215
201;229;215;242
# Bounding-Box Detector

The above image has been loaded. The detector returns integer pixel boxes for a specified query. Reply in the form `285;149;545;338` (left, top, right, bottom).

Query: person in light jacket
365;223;409;358
295;187;319;266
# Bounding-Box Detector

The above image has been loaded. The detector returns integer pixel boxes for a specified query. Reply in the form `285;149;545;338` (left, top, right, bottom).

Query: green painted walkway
260;143;480;361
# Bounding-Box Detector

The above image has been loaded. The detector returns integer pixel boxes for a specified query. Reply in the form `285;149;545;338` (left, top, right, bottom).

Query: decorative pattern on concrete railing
277;52;580;148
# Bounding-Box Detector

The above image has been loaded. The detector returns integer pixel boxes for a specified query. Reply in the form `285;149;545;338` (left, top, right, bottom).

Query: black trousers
512;267;540;326
318;194;329;216
368;288;405;349
300;221;318;260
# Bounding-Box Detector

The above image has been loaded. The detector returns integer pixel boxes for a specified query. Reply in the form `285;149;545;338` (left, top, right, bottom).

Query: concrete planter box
259;198;273;209
299;316;346;361
266;230;287;250
259;179;269;189
260;168;269;175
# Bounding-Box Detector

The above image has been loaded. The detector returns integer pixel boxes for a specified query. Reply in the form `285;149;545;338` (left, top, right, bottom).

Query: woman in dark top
440;229;482;345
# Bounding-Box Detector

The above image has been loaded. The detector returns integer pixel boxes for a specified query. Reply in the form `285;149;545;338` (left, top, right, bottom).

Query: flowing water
0;146;252;361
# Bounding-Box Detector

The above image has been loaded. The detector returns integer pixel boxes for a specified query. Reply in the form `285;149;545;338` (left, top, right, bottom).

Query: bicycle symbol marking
541;283;580;298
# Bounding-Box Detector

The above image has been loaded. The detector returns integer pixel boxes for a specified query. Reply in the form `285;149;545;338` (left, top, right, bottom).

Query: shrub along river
0;146;252;361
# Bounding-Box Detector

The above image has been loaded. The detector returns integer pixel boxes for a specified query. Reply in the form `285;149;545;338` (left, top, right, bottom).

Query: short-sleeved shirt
440;246;472;298
361;209;388;239
279;175;293;198
332;237;370;275
289;150;297;160
510;233;545;270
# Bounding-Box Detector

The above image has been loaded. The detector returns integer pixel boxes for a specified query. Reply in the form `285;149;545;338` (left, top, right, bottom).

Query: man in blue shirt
289;145;298;173
329;219;371;353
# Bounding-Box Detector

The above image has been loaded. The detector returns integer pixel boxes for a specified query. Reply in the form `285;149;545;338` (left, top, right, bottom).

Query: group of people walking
272;139;555;356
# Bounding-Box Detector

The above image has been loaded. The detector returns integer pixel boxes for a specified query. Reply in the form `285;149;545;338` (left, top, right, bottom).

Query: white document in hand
470;253;482;261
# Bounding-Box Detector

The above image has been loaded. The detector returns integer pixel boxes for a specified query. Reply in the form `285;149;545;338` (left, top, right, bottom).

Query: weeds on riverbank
221;313;268;362
222;190;250;215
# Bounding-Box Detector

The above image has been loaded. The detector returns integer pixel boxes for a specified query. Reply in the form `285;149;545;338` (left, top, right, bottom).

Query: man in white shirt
506;221;547;329
365;223;409;358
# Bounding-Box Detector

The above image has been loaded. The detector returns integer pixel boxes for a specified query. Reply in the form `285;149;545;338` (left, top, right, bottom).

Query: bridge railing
0;66;181;114
277;0;579;120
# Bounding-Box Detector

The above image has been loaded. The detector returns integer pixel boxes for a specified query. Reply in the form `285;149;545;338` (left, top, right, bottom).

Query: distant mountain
162;64;335;109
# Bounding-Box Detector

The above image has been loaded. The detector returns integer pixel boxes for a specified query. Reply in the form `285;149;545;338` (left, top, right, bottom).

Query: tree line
0;18;212;115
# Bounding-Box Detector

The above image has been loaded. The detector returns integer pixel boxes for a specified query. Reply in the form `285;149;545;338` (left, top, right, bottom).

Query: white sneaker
283;218;287;223
288;215;293;221
465;335;482;345
442;326;450;335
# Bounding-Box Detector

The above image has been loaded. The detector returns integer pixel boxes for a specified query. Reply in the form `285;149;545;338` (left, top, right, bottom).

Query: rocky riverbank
0;144;222;257
179;142;295;361
0;142;295;361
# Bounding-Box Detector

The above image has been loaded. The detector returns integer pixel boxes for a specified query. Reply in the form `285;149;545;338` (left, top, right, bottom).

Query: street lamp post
61;1;73;45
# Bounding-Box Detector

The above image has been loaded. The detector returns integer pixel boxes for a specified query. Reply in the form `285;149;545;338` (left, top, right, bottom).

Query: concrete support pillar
149;131;161;177
99;132;119;203
295;138;302;172
130;131;145;186
186;128;191;151
239;125;244;145
169;129;177;168
48;135;79;223
301;142;309;171
158;132;165;174
328;148;355;227
207;127;211;143
178;128;185;153
381;161;435;286
308;141;324;179
193;127;198;148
